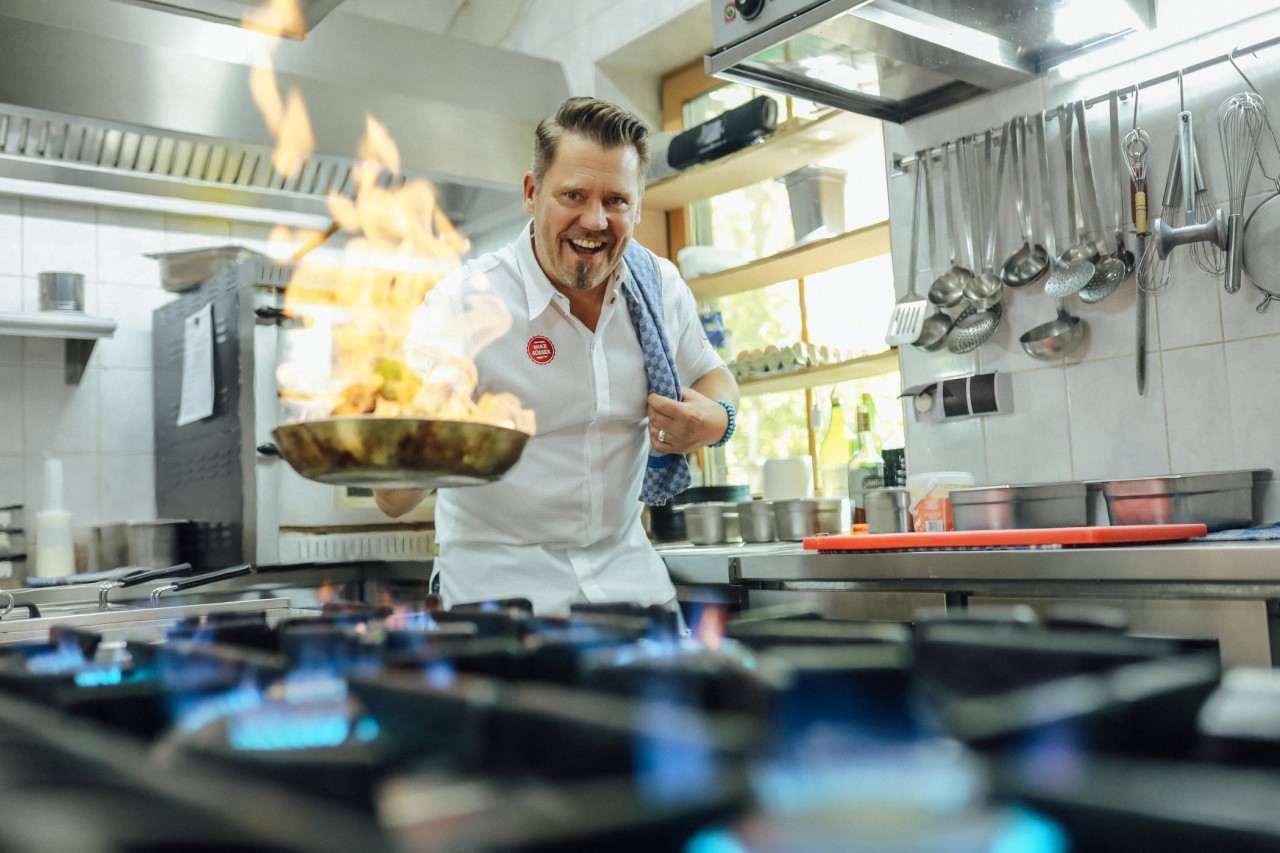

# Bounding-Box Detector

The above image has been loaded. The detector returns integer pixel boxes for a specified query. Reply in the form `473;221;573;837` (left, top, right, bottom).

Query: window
662;73;901;495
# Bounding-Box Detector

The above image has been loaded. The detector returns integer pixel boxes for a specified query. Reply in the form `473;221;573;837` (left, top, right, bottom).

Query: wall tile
21;199;97;283
0;337;21;365
1161;344;1235;474
903;414;987;482
983;367;1073;484
1065;356;1170;480
0;274;22;313
97;455;156;524
23;451;99;528
1152;250;1224;349
98;208;167;286
0;455;23;508
0;365;21;453
163;215;233;252
21;365;99;456
0;197;19;277
1225;335;1280;476
96;284;173;369
99;368;154;455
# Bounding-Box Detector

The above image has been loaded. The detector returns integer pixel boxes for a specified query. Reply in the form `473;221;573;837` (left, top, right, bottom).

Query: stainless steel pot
773;497;850;541
736;499;776;543
94;520;188;569
38;272;84;312
861;488;912;534
681;502;738;546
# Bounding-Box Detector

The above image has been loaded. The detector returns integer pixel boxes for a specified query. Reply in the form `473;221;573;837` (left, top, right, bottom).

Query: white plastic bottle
35;455;74;578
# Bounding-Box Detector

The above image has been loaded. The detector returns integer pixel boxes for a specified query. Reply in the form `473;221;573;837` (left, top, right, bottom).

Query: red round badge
527;335;555;364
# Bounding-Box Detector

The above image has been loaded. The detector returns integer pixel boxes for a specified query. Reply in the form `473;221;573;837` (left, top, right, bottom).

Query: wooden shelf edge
738;349;900;396
643;110;876;211
688;220;891;301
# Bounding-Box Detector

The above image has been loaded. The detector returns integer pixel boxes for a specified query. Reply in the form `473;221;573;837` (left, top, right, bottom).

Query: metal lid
950;481;1087;505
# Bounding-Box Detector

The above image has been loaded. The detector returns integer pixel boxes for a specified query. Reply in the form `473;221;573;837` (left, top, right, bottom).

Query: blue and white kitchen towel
622;241;691;506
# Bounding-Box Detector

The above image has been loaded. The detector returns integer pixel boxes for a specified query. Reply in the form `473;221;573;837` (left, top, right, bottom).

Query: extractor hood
0;0;567;242
110;0;346;39
706;0;1159;123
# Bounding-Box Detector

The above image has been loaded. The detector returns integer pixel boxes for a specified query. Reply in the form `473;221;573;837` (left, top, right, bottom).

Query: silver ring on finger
657;429;666;443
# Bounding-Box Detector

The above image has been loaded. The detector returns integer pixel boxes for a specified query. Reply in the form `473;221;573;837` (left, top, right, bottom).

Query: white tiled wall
886;10;1280;520
0;198;277;538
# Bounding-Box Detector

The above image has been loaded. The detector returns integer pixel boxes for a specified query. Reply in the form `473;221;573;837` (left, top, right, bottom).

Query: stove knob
735;0;766;20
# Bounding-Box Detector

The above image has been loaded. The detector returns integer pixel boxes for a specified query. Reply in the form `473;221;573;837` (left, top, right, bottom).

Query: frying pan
272;416;530;489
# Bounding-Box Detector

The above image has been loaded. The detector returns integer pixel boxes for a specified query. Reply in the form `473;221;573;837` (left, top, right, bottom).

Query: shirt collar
515;219;628;318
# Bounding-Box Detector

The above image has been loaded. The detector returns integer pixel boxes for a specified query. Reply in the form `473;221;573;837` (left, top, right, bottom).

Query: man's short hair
531;96;651;181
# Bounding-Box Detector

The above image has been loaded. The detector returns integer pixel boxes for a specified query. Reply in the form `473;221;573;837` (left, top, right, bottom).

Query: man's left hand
647;387;728;454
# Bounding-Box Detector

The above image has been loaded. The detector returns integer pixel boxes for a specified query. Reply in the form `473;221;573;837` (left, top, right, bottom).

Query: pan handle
99;563;195;609
149;564;255;606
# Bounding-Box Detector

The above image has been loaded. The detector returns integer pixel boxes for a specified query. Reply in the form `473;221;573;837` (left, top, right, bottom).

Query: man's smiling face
524;131;643;294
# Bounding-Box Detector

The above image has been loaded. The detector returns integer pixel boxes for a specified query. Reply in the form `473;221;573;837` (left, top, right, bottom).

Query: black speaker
666;95;778;171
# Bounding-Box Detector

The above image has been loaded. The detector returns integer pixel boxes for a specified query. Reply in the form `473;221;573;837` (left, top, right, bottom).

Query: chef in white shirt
376;96;738;616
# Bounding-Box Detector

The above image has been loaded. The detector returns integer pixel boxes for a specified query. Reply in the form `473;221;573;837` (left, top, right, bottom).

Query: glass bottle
818;392;851;498
847;400;885;525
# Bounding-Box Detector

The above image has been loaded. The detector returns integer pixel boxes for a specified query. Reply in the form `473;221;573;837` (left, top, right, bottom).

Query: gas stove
0;595;1277;851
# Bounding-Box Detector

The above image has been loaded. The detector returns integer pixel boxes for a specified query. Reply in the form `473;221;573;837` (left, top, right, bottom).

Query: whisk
1135;137;1175;293
1188;143;1225;277
1218;91;1267;293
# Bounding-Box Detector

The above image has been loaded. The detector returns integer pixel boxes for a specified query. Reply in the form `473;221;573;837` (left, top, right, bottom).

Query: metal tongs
98;562;196;609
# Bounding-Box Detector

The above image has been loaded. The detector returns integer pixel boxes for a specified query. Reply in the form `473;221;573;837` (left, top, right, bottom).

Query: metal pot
681;502;738;546
95;519;188;569
773;497;850;541
272;417;530;489
38;272;84;312
736;499;777;543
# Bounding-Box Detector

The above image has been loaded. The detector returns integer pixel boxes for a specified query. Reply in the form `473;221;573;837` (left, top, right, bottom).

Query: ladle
1036;110;1094;298
964;123;1008;311
914;156;954;351
928;142;972;307
1019;297;1085;361
1075;99;1127;303
1000;116;1049;288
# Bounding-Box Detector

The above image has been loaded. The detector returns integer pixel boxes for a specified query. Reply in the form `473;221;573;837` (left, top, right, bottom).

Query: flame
248;1;534;435
248;62;313;179
693;603;728;652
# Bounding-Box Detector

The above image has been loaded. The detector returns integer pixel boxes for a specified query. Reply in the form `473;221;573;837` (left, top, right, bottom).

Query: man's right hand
374;488;429;518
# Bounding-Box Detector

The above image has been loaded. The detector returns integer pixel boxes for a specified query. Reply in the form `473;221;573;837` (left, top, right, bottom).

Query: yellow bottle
818;393;851;498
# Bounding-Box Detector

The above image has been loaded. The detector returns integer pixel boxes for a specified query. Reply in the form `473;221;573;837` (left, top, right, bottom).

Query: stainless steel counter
660;540;1280;669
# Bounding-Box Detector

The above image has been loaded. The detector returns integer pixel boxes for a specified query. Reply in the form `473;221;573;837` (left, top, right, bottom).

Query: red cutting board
804;523;1208;550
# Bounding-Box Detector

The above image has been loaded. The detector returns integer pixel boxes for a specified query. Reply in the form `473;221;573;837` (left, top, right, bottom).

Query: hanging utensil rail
890;32;1280;174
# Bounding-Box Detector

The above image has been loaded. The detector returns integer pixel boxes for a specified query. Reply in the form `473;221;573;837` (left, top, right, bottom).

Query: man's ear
522;172;536;215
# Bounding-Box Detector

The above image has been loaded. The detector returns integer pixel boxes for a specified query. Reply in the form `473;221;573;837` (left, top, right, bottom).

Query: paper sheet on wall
177;302;215;427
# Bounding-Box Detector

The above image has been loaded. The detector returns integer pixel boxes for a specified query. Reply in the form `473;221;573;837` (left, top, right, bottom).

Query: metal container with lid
950;482;1088;531
1100;470;1268;531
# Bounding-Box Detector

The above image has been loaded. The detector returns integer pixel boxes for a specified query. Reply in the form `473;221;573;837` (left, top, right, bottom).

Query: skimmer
1036;110;1094;298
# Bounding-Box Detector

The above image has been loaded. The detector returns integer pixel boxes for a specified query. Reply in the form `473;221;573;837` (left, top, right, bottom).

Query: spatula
885;150;930;346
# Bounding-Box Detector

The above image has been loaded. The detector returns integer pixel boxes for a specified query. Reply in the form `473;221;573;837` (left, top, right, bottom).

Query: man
376;96;738;616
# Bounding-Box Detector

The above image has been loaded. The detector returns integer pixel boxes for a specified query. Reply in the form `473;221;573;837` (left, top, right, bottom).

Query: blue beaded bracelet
710;399;735;447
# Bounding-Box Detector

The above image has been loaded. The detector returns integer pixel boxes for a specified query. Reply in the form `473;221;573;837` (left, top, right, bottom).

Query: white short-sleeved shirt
404;222;726;616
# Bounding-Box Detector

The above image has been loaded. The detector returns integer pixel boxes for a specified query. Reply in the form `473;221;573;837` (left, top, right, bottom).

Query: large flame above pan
249;1;534;436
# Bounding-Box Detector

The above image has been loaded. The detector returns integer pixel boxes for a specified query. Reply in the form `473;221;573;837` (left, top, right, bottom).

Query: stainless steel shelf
0;311;117;384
